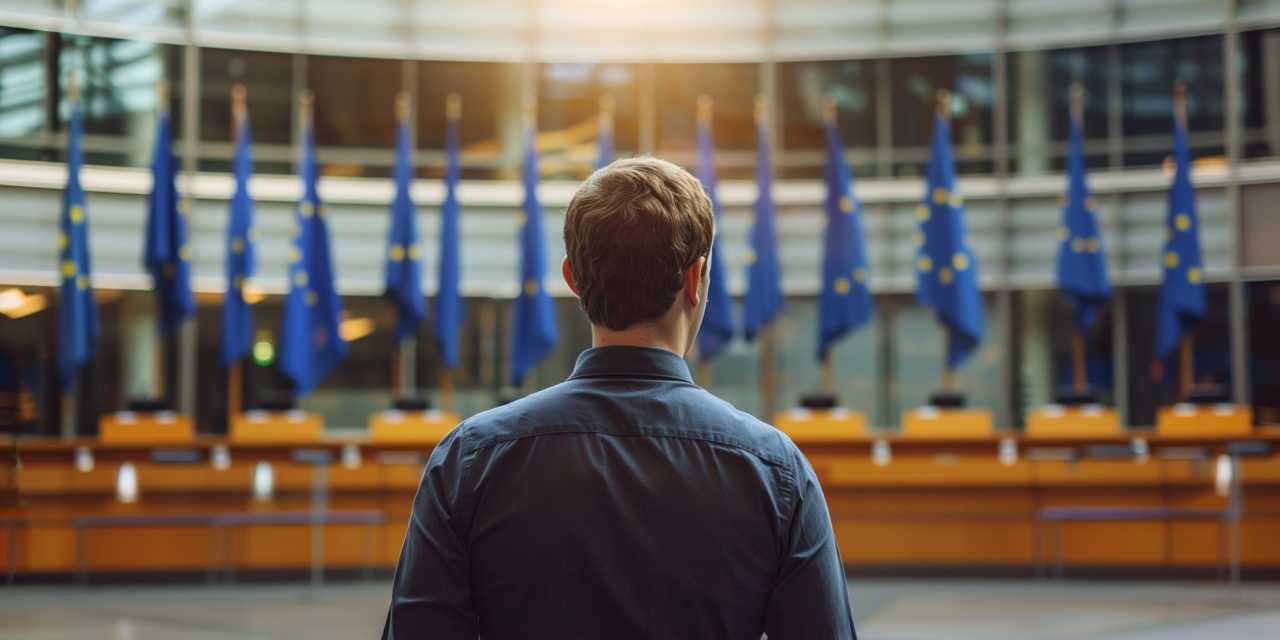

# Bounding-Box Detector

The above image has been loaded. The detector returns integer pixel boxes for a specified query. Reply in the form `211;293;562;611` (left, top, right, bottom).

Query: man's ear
562;257;581;298
683;257;705;308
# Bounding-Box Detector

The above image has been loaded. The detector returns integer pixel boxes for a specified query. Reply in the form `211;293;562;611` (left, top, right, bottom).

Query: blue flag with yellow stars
915;111;983;369
58;92;100;391
742;103;784;341
1155;112;1206;360
222;99;255;368
1056;110;1111;331
510;123;558;386
384;102;427;344
279;106;348;397
143;100;195;338
817;108;873;359
694;105;734;361
433;97;464;370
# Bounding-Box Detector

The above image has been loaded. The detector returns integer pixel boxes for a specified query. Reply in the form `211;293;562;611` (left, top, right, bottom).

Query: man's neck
591;322;686;357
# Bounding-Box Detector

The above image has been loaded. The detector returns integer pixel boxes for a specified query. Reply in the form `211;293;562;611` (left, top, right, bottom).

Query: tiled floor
0;579;1277;639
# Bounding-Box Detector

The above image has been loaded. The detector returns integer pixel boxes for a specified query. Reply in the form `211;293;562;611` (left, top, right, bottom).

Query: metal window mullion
1224;1;1250;407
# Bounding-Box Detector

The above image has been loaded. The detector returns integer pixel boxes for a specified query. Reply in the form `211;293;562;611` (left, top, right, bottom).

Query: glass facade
0;15;1278;434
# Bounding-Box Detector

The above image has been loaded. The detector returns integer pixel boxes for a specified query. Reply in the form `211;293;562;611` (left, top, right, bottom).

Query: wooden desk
99;412;194;443
229;411;323;443
773;408;866;443
1026;405;1121;438
368;410;460;443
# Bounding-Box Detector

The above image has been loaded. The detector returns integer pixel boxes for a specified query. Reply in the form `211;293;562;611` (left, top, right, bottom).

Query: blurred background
0;1;1279;639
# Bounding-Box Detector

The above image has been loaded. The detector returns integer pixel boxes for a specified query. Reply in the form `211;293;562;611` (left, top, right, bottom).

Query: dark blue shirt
383;346;856;640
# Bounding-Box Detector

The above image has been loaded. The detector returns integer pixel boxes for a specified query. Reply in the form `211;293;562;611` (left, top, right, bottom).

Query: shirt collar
567;346;695;384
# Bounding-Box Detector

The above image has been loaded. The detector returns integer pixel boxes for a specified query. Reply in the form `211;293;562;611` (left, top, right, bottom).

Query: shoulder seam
460;426;793;469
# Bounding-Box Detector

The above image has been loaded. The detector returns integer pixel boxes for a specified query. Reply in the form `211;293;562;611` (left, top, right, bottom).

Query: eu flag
1155;111;1206;360
742;100;784;341
510;118;558;385
279;100;348;397
222;93;255;368
58;90;100;391
817;102;873;359
1056;109;1111;331
915;111;983;369
143;98;195;337
694;101;734;360
384;96;427;344
433;95;464;370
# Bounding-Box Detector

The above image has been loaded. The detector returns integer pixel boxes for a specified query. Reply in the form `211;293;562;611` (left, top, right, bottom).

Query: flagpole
226;85;247;424
1173;78;1194;400
755;93;778;423
696;93;714;395
820;92;839;398
1069;82;1089;393
598;93;614;166
62;69;79;438
936;88;959;396
393;90;418;398
440;92;462;413
153;79;170;404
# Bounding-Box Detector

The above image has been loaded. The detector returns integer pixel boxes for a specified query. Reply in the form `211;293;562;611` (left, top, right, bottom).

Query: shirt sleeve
762;454;857;640
382;430;479;640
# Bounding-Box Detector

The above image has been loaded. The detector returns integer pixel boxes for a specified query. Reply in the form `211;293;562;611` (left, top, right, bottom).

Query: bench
1035;506;1230;580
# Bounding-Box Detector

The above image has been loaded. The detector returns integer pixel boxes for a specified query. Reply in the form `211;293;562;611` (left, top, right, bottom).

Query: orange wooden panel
825;457;1031;487
1168;521;1229;565
136;463;254;492
230;411;323;443
328;465;383;490
99;412;194;444
19;464;116;495
1025;406;1120;438
1157;404;1253;436
84;526;213;570
1242;456;1280;484
1030;459;1162;485
1055;521;1167;565
381;464;427;489
23;525;78;572
1161;458;1217;485
773;409;866;443
901;408;994;439
369;410;459;443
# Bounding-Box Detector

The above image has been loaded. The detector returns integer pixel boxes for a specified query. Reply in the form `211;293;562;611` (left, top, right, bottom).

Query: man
383;157;856;639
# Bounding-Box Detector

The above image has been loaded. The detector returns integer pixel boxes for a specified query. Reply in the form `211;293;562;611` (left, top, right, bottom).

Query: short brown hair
563;157;715;331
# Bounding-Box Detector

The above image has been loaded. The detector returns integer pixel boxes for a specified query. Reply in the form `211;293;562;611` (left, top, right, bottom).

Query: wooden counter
2;430;1278;580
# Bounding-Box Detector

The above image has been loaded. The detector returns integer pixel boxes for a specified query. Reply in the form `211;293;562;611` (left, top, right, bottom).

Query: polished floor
0;579;1278;639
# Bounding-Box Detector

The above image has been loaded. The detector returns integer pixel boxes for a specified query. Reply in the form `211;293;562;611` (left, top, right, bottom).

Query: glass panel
1240;28;1280;160
537;63;639;179
1123;283;1232;427
890;54;994;176
199;47;294;173
59;34;183;168
1121;35;1225;167
0;27;47;162
417;61;518;180
303;0;410;46
1008;46;1111;174
308;55;402;177
778;59;877;179
887;0;996;47
654;63;759;179
1247;280;1280;426
192;0;304;41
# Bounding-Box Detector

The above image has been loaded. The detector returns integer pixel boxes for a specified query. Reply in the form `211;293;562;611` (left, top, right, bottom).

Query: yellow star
939;267;954;284
916;204;930;221
839;196;853;213
1175;213;1190;231
300;202;314;217
61;261;75;278
70;205;83;223
179;245;193;261
953;253;969;271
1072;238;1085;253
77;274;87;290
295;270;308;288
1087;238;1098;253
389;244;404;262
834;277;850;294
1187;266;1202;283
1056;226;1069;241
408;244;420;260
932;187;948;205
744;248;757;264
917;255;932;272
524;279;539;296
949;193;963;208
853;267;867;283
1164;251;1178;268
232;237;244;254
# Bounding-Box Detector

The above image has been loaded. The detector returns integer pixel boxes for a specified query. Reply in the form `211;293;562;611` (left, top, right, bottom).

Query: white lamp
116;462;138;503
253;461;274;501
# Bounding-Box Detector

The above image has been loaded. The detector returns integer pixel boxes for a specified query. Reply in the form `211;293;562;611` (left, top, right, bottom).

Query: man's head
562;157;715;356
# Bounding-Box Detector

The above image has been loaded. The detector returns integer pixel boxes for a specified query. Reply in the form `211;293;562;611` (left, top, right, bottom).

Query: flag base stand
901;406;993;439
1157;403;1253;437
773;407;866;443
1026;404;1120;438
98;411;194;443
368;409;460;443
230;410;323;442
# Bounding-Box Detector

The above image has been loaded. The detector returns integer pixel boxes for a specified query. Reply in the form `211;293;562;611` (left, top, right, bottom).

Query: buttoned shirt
383;345;856;640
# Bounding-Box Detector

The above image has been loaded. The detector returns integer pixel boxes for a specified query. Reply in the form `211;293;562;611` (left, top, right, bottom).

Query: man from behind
383;157;856;639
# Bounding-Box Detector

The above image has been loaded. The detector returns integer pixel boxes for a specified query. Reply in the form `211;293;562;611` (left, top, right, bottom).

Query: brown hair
563;157;715;331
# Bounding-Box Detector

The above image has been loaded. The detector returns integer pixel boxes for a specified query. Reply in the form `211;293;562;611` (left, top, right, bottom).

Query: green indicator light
253;340;274;366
